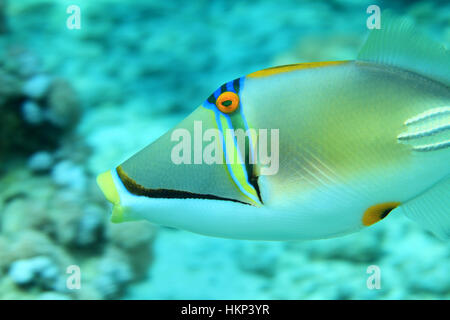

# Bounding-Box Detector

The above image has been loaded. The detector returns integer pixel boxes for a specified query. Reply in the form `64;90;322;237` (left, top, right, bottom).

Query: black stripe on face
116;166;252;206
207;93;216;104
206;78;242;106
233;78;240;93
220;83;227;94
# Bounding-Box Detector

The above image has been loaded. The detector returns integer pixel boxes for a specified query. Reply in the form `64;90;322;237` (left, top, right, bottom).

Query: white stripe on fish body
397;124;450;141
412;141;450;152
397;106;450;152
404;107;450;126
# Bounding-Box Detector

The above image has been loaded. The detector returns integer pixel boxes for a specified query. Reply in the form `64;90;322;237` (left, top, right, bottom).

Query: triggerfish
97;15;449;240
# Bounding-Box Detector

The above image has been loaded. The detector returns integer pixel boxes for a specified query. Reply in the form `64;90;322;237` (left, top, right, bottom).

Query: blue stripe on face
226;81;234;92
213;87;222;100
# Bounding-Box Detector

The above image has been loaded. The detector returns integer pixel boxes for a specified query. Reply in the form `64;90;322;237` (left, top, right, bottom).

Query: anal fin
398;176;450;239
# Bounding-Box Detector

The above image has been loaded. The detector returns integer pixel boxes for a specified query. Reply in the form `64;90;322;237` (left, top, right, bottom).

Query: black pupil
222;100;232;107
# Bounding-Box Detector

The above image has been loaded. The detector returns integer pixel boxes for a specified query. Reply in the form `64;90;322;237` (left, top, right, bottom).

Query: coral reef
0;46;80;162
0;0;7;34
0;0;157;300
0;168;157;299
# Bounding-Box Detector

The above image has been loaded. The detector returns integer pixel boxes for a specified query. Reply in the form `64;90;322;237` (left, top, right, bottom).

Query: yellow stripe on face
362;202;401;226
247;61;349;78
219;115;261;206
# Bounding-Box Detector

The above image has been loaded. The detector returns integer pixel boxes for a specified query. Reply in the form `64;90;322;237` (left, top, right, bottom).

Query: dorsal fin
357;11;450;86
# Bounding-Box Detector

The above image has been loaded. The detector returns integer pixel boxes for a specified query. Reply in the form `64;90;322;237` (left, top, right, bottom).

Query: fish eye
216;91;239;114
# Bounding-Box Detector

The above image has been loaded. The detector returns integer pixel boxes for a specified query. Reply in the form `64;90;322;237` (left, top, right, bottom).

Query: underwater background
0;0;449;299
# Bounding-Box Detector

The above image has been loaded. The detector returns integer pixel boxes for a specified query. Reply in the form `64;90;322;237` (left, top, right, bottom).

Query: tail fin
357;11;450;86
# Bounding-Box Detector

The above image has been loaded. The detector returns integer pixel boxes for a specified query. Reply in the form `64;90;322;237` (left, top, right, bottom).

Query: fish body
97;14;450;240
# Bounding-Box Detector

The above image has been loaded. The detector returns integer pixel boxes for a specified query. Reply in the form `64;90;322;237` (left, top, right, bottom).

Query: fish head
96;77;267;235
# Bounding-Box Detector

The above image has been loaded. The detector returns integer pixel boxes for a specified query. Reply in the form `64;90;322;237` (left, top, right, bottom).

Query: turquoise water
0;0;449;299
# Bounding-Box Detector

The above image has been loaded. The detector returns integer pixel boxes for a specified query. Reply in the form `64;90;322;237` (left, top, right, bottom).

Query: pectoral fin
398;176;450;239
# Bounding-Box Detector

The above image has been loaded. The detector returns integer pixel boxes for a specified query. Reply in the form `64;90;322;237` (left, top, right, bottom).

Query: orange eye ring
216;91;239;114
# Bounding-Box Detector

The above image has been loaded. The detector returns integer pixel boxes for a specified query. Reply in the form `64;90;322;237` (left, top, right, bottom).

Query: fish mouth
96;170;127;223
116;166;255;206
